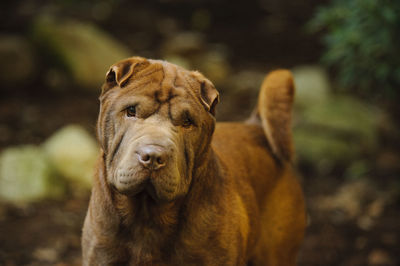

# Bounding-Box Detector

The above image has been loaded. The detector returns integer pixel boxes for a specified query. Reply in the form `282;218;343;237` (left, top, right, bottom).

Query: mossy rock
294;95;380;165
292;65;331;108
32;15;132;89
43;125;99;191
0;145;65;204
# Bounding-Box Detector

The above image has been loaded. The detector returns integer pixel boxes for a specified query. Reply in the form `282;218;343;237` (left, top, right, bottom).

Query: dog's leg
250;169;306;266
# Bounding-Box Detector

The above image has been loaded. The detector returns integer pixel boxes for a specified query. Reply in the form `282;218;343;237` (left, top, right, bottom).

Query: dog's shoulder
212;122;272;156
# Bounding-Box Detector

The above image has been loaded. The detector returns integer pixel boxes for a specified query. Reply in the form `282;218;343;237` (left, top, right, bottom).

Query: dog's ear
191;71;220;116
101;57;150;94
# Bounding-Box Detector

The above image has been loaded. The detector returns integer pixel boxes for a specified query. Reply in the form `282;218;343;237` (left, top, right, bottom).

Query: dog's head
97;57;219;202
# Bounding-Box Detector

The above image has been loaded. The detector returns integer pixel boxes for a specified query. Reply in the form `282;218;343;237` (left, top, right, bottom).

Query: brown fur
82;57;306;265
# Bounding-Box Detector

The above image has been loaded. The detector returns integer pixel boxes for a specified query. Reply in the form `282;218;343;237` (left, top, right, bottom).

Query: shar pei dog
82;56;305;266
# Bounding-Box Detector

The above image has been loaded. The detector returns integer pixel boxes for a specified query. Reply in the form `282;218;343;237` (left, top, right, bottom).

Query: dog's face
97;57;219;202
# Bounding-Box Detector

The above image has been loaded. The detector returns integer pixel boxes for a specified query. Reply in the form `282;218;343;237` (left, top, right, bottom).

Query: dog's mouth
114;171;165;202
113;179;147;196
116;181;169;206
113;161;183;203
144;181;159;201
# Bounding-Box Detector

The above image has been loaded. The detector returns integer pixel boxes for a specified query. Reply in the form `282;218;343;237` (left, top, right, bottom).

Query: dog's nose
136;145;167;170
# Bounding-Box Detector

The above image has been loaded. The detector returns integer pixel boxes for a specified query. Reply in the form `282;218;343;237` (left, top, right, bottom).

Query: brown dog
82;57;305;265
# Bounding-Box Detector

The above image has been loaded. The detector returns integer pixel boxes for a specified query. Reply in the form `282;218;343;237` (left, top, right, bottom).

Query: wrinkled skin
82;57;306;266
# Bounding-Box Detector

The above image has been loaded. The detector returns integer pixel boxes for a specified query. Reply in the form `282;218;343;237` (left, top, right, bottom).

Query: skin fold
82;57;306;266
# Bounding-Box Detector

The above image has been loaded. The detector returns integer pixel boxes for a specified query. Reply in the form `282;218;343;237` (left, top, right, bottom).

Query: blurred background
0;0;399;265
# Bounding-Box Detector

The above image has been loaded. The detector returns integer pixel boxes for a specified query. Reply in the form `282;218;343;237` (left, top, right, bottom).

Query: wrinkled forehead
124;60;201;101
106;60;205;115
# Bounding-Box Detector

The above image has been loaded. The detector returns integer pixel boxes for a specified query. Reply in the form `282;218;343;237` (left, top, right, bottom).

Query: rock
33;247;59;263
32;16;132;89
357;215;374;230
358;196;393;230
226;70;266;94
293;65;382;171
195;49;231;86
163;55;191;70
0;145;65;204
314;178;395;228
292;65;331;108
294;95;380;166
0;35;35;85
368;249;393;266
43;125;99;191
294;128;359;167
218;70;265;119
162;32;205;56
162;32;230;86
303;96;379;141
315;179;372;220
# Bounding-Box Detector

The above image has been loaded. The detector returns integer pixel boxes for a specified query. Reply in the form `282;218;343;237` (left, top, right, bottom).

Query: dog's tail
248;70;295;162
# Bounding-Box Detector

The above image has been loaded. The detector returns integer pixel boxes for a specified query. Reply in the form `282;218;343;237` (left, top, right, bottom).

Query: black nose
136;145;167;170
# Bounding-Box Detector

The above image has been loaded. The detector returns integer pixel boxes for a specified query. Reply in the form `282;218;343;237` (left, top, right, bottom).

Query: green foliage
309;0;400;98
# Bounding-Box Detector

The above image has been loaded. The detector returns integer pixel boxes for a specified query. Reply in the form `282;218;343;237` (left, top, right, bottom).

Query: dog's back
212;70;305;265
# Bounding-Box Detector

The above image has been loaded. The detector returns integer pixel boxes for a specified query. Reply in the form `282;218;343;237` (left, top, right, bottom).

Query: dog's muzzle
113;144;170;196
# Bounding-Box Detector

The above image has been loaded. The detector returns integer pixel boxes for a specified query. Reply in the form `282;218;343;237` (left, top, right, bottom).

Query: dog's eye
126;106;136;117
182;117;194;128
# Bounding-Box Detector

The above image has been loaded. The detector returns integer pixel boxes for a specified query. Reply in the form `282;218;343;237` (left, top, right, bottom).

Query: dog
82;56;305;265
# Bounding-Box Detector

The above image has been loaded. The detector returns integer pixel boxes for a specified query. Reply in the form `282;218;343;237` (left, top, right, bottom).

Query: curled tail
250;70;295;162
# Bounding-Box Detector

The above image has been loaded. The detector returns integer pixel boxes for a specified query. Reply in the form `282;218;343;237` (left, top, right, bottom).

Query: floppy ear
200;80;219;116
101;57;150;94
191;71;220;116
